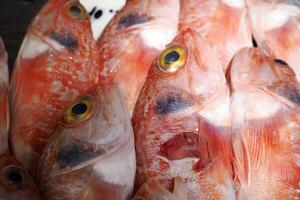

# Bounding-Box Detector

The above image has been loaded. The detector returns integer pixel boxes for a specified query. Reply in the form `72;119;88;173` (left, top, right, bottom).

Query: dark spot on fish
273;84;300;106
252;35;258;47
164;51;180;64
159;132;199;160
118;13;149;29
57;143;101;168
50;32;78;52
109;9;114;13
89;7;96;16
94;10;103;19
274;58;289;66
156;95;192;115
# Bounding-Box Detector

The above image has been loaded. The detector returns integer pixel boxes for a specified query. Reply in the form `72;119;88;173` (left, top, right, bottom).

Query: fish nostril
94;10;103;19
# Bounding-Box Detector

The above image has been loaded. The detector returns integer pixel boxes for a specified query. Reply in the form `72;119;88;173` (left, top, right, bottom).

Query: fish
9;0;100;174
97;0;180;115
247;0;300;82
180;0;252;71
132;28;235;199
79;0;126;40
0;37;40;200
0;36;9;155
36;85;136;200
227;47;300;199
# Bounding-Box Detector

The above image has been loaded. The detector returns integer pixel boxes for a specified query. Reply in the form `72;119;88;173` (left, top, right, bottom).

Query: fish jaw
0;37;9;155
247;1;300;82
97;0;180;115
0;154;40;200
180;0;252;71
9;0;100;173
133;29;234;199
228;47;300;199
36;85;136;200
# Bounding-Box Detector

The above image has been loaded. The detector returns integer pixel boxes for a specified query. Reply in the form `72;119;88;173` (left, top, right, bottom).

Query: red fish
36;85;136;200
180;0;252;71
97;0;180;115
227;47;300;199
0;37;40;200
247;0;300;81
10;0;100;173
132;28;234;199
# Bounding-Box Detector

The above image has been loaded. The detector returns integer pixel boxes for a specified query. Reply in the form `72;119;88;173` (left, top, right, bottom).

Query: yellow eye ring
67;2;87;20
157;45;187;73
0;165;29;190
63;95;95;125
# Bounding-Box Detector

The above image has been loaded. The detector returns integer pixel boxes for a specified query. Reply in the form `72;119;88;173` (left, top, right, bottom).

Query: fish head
0;154;40;200
37;85;135;200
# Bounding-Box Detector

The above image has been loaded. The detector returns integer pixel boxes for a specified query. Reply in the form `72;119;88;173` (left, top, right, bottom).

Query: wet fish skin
36;85;136;200
132;28;234;199
97;0;180;115
180;0;252;71
247;0;300;82
228;47;300;199
9;0;100;174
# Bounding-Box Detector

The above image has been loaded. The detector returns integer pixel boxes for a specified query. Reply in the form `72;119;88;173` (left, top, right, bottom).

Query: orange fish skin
132;28;235;199
228;47;300;199
97;0;180;115
180;0;252;72
9;0;100;174
0;37;40;200
247;0;300;82
36;85;135;200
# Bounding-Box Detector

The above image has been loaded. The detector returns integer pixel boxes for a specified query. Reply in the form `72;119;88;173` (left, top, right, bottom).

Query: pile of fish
0;0;299;199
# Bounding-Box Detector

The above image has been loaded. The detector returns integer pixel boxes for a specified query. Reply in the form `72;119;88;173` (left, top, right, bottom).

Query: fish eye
67;2;87;20
0;165;28;189
157;45;187;73
63;95;95;124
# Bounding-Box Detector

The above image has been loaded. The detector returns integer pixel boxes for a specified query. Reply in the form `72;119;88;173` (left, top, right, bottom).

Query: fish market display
36;85;135;200
228;47;300;199
2;0;300;199
0;37;40;200
132;28;234;199
247;0;300;81
9;0;100;173
180;0;252;71
97;0;180;114
79;0;126;40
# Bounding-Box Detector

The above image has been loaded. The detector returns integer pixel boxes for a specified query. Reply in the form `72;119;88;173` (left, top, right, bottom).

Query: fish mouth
158;132;199;161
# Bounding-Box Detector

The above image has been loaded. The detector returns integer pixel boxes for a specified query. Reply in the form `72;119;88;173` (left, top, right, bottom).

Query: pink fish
10;0;100;173
36;85;136;200
97;0;180;115
227;47;300;199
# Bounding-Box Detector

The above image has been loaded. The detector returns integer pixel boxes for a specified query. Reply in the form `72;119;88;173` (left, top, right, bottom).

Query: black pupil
70;5;82;16
72;103;88;116
8;171;23;185
164;51;180;64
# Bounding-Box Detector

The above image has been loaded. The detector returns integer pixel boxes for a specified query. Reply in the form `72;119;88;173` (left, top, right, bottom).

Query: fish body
247;0;300;81
10;0;100;173
180;0;252;71
0;37;40;200
133;29;234;199
97;0;180;115
228;47;300;199
37;85;135;200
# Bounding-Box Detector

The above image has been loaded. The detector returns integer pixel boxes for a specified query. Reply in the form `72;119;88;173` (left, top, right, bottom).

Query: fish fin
232;114;300;198
133;177;188;200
